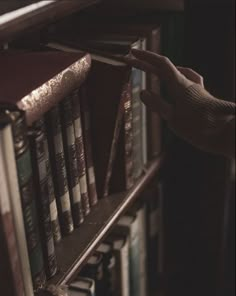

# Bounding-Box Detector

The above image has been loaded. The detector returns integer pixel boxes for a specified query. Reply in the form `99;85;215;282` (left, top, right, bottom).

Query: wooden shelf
48;155;164;286
0;0;101;45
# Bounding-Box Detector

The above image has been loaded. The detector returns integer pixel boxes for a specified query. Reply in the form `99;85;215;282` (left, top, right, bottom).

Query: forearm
181;84;235;158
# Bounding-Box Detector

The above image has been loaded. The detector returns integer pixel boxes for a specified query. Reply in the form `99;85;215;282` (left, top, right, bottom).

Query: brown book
71;89;91;213
60;96;84;226
0;51;91;125
80;85;98;206
99;23;162;160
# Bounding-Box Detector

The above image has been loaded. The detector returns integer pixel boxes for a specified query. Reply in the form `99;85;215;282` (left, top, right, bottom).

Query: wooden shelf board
48;155;164;286
0;0;101;44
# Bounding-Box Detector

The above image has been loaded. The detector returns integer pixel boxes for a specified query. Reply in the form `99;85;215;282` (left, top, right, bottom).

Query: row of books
0;22;162;295
43;185;162;296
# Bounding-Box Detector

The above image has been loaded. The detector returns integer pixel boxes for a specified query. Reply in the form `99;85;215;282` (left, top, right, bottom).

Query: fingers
177;66;204;86
131;49;178;81
121;56;159;75
140;90;173;121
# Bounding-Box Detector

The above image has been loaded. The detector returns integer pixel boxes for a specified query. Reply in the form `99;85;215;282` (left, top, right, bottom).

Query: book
0;107;46;290
99;23;162;160
115;214;140;296
60;96;84;225
43;122;62;244
96;242;117;296
70;277;95;296
29;119;58;279
105;233;130;296
71;89;91;213
145;182;161;292
80;86;98;206
128;201;148;296
47;42;132;198
46;106;74;235
80;252;104;296
0;116;26;296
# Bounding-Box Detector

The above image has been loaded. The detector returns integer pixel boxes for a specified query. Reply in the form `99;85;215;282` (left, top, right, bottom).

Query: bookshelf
1;1;167;295
1;1;233;296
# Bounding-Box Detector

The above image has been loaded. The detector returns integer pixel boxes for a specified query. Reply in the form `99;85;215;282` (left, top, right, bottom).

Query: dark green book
0;107;46;290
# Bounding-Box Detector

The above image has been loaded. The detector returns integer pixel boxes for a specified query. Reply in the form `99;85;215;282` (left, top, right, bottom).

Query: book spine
137;205;147;296
71;90;91;215
43;125;62;244
60;97;84;226
123;82;134;190
0;134;25;296
129;216;140;296
120;238;130;296
12;113;46;290
147;28;162;159
81;87;98;205
46;106;74;235
131;66;144;180
29;119;57;279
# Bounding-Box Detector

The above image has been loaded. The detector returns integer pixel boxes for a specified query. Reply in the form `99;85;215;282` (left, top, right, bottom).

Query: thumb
140;90;173;121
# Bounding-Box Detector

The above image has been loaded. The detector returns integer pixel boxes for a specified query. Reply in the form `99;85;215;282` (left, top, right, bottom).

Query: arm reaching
124;49;235;158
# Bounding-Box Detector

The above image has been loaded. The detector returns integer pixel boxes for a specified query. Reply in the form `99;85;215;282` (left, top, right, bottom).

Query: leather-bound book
46;106;74;235
71;90;91;214
80;86;98;206
60;97;84;225
43;120;62;244
0;107;46;290
29;119;58;279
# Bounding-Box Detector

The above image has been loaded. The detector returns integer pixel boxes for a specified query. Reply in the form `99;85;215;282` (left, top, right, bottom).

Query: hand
125;49;204;121
123;49;235;157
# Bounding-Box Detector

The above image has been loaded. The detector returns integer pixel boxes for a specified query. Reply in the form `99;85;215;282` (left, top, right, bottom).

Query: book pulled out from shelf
0;107;46;290
46;42;132;198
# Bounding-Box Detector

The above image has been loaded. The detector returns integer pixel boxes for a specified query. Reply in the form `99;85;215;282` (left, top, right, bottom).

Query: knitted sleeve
168;83;235;158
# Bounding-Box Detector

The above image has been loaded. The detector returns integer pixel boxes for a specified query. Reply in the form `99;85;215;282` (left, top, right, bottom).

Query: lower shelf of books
48;155;164;287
